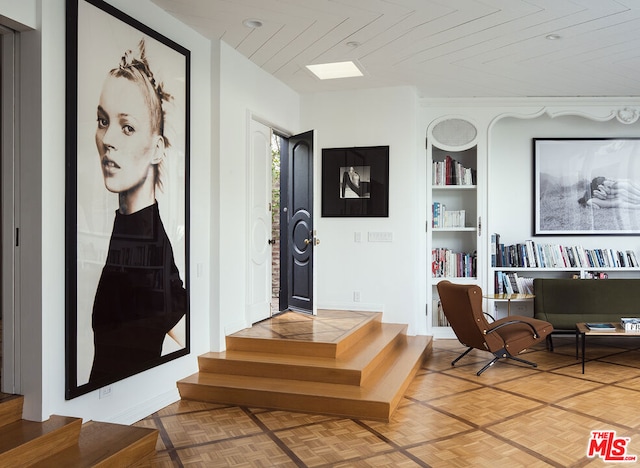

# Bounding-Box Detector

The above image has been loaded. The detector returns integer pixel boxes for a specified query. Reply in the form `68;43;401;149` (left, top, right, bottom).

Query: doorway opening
261;126;314;318
270;133;282;315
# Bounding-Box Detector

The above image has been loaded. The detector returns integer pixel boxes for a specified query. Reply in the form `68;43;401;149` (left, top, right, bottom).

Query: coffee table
576;322;640;373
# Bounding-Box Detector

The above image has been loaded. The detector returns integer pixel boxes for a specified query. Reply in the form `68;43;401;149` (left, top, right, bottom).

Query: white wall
0;0;36;30
6;0;213;423
301;87;426;335
215;42;301;349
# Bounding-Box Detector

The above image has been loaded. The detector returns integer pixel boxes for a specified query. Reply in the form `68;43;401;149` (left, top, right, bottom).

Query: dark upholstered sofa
533;278;640;332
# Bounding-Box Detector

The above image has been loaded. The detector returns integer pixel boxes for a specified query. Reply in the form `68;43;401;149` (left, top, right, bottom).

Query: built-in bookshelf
428;118;480;335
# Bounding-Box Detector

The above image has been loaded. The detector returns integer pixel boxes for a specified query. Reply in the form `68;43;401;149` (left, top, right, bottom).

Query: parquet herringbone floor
135;329;640;467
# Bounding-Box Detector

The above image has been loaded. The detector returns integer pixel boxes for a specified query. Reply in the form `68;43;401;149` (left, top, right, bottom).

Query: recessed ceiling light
346;41;360;48
306;61;364;80
545;34;561;40
243;18;263;28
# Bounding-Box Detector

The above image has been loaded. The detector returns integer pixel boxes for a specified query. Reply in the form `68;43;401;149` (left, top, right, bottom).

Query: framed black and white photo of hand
534;138;640;235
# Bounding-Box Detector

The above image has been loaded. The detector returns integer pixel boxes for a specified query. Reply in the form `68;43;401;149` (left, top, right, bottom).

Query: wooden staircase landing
178;310;432;422
0;393;158;467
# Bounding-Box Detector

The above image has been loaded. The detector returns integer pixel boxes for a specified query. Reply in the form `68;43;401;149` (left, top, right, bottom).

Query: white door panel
246;119;272;324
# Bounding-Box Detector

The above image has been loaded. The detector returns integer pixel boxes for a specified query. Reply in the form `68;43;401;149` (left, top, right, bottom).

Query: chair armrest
485;320;539;338
483;312;495;322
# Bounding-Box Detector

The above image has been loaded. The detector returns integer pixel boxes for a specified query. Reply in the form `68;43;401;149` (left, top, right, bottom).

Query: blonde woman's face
95;76;162;194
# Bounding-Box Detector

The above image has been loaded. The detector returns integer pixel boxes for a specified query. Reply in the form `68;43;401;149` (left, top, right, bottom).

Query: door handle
304;237;320;246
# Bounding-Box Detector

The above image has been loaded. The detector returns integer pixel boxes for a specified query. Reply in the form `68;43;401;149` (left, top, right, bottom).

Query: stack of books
432;202;466;228
431;248;477;278
494;271;534;294
621;318;640;332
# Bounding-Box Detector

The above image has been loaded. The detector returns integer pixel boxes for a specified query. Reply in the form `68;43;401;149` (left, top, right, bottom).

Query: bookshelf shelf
433;185;477;190
433;227;477;232
432;277;477;284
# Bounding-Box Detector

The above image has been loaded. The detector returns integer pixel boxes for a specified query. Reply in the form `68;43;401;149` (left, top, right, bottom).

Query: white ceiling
150;0;640;98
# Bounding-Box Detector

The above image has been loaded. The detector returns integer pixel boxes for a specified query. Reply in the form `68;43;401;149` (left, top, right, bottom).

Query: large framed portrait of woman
65;0;190;399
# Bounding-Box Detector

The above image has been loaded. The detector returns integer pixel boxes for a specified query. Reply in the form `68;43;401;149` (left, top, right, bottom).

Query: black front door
280;130;314;314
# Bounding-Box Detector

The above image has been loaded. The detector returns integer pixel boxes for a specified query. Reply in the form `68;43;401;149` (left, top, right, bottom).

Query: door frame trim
1;27;20;394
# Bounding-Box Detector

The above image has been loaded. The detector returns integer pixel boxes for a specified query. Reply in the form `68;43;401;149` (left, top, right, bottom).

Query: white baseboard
318;302;385;312
106;388;181;425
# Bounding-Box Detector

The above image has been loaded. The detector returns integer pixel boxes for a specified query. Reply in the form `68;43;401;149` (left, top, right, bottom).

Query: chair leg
505;355;537;368
547;334;554;352
452;347;473;366
476;357;499;376
475;352;538;376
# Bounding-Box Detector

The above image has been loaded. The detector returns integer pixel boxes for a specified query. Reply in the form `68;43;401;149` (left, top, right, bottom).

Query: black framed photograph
534;138;640;235
321;146;389;217
65;0;190;399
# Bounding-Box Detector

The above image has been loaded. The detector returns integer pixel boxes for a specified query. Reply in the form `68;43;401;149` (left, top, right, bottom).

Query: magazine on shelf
586;322;617;331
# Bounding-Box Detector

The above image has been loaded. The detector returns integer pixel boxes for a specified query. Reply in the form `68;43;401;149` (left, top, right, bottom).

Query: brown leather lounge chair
436;280;553;376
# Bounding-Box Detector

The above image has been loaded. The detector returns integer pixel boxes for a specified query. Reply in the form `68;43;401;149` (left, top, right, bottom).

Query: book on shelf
586;323;617;331
491;232;501;267
576;271;609;279
432;248;477;278
491;235;639;270
494;271;534;294
433;299;449;327
432;202;466;228
621;318;640;332
432;155;476;186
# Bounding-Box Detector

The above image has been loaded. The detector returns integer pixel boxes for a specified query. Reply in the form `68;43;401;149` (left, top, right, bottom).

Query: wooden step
0;393;157;467
198;323;408;385
0;393;23;428
225;311;382;358
30;421;158;468
363;335;433;416
0;415;82;467
178;335;431;421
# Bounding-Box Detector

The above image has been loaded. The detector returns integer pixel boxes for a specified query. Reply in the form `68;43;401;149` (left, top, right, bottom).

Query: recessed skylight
306;61;364;80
